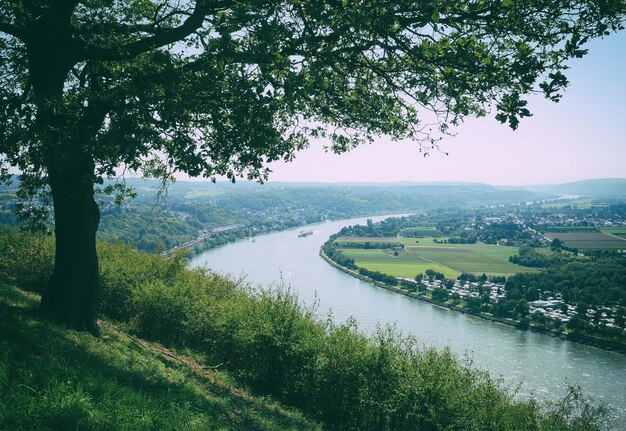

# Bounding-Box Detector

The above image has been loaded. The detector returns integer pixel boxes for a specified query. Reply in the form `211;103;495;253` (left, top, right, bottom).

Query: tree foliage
1;0;625;191
1;0;625;329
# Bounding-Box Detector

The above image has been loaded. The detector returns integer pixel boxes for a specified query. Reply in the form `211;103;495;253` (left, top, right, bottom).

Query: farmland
335;236;537;278
601;227;626;239
541;198;593;209
545;231;626;250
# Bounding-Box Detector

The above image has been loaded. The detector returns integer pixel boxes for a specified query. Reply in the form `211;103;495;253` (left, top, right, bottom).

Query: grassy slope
0;282;319;431
0;229;609;431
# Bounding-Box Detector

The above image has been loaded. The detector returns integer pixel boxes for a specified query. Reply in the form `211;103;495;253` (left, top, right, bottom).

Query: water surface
190;215;626;428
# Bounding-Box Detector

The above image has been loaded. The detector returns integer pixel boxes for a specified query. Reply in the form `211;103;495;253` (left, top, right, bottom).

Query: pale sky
12;29;623;187
265;30;626;186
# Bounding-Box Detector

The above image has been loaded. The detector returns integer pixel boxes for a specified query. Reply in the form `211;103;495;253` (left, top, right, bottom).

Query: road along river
189;215;626;429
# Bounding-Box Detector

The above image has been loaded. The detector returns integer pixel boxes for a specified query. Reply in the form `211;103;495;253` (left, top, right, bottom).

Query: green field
337;237;537;279
601;227;626;239
541;199;593;209
341;248;460;278
545;232;626;250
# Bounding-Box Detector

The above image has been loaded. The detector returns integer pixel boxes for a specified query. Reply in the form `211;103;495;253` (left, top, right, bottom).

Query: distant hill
5;177;554;252
5;174;623;198
119;178;551;206
525;178;626;198
0;175;18;192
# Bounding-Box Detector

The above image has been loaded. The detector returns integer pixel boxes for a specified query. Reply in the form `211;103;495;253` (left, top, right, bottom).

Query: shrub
0;228;54;293
0;230;607;431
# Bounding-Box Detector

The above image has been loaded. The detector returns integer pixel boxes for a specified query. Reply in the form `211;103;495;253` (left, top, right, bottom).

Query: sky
262;30;626;186
10;26;623;187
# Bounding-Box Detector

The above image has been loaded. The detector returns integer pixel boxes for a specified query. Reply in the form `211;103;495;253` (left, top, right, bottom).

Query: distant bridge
161;224;242;256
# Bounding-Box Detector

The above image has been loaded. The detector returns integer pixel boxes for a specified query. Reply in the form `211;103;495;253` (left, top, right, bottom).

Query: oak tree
0;0;624;332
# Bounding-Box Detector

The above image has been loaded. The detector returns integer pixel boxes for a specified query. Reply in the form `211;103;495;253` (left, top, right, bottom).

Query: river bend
190;215;626;429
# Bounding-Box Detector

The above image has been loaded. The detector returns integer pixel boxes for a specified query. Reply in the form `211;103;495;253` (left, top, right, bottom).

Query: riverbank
165;211;414;259
6;228;602;431
320;250;626;355
189;215;626;427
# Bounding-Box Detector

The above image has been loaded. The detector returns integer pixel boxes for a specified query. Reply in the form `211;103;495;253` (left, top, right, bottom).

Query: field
335;236;537;279
601;227;626;239
545;232;626;250
339;248;460;279
541;198;593;209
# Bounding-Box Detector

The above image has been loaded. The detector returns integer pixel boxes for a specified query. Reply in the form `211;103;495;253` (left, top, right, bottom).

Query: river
189;215;626;429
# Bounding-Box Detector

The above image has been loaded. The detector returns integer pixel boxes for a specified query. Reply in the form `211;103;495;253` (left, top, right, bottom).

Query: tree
551;238;564;250
431;288;449;302
567;316;589;333
576;301;589;316
1;1;624;332
465;296;483;312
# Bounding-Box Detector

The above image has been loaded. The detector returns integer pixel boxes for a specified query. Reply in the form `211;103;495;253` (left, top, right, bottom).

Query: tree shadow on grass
0;283;320;431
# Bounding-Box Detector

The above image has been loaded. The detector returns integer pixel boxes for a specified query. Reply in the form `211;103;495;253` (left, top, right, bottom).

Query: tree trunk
39;158;101;335
22;5;102;335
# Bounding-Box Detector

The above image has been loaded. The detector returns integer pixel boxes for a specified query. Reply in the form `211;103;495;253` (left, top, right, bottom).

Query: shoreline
177;212;413;259
319;250;626;355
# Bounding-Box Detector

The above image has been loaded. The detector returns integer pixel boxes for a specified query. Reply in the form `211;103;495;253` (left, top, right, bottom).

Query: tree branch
0;21;25;41
77;0;231;61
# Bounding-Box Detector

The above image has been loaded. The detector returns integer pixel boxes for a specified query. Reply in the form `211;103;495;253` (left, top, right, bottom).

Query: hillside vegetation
0;180;547;254
0;283;318;431
0;228;608;431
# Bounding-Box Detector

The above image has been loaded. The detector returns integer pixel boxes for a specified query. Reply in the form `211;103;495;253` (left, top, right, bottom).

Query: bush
0;228;54;293
0;229;607;431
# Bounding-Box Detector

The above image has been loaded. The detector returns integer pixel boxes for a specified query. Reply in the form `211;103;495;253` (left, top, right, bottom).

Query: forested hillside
0;178;549;253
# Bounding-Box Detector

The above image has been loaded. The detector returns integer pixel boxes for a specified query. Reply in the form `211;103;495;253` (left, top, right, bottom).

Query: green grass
342;248;459;278
341;237;537;278
600;227;626;234
0;282;319;431
399;237;448;247
0;229;608;431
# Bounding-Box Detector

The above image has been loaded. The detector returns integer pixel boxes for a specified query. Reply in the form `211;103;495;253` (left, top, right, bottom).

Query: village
403;276;623;331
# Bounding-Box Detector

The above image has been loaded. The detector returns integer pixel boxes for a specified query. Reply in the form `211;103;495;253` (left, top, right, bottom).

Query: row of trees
334;241;403;250
358;268;399;286
322;240;358;271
